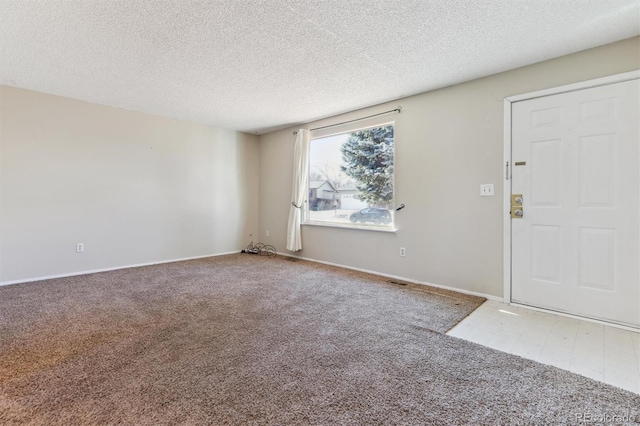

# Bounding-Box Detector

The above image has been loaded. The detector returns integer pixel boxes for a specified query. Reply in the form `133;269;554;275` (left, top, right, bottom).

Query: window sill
302;221;397;233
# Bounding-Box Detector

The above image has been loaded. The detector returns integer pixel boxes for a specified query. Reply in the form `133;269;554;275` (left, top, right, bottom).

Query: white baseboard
3;250;502;304
0;251;241;287
276;252;502;302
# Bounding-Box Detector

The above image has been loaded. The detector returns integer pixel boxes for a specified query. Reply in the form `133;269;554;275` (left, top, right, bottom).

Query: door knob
511;194;524;219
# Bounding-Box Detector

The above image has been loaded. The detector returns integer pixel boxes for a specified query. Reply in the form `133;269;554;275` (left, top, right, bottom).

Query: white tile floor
447;300;640;395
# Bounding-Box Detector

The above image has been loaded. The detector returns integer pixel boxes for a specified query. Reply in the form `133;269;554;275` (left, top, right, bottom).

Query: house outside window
304;120;395;230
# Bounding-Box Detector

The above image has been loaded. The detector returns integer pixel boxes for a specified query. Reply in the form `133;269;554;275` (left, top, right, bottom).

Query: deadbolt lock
511;194;524;219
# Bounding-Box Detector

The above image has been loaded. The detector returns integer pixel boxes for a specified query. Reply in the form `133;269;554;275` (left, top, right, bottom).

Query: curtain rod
292;106;401;135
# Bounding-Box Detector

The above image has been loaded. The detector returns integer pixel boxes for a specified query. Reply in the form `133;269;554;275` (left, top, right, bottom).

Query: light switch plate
480;184;494;196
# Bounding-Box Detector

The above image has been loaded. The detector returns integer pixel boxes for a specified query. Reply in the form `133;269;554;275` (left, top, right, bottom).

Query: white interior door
511;78;640;327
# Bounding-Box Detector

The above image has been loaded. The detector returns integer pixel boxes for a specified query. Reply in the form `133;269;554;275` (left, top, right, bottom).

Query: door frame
503;70;640;306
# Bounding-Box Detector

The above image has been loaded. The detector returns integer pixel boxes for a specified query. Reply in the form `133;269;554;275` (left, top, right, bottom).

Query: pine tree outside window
304;120;395;230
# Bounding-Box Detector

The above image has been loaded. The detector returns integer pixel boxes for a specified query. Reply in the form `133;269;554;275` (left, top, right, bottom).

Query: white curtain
286;129;310;252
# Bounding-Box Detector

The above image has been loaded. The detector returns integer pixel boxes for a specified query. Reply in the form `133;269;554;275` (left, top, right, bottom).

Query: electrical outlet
266;230;270;237
400;247;406;257
76;243;84;253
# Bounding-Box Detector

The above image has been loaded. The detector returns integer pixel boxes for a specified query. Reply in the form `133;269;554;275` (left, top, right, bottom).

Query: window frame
302;119;396;232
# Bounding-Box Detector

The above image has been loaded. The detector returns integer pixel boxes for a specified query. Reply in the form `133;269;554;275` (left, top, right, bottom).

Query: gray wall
2;37;638;291
0;86;259;283
258;37;640;298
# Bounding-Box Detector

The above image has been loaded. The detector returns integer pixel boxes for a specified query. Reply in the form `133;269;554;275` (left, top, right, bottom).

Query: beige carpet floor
0;254;638;425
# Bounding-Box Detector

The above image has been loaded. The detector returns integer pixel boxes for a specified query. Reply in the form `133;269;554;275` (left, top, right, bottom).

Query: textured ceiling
1;1;639;134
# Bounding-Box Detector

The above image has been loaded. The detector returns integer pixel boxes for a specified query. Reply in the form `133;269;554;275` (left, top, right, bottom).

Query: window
304;121;395;229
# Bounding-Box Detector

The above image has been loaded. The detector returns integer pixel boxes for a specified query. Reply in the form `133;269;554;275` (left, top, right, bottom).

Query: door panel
511;79;639;327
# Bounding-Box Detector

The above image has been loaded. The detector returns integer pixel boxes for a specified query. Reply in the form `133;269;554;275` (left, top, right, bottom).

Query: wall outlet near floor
76;243;84;253
400;247;406;257
266;230;270;237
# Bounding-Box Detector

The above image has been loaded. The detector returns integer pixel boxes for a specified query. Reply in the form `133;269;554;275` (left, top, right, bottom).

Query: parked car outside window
349;208;392;225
